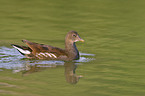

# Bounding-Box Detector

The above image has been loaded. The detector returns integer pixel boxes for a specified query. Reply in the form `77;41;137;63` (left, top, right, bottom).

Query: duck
11;31;84;61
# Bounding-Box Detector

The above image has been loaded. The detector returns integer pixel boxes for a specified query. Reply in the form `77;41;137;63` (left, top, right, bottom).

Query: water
1;0;145;96
0;46;94;71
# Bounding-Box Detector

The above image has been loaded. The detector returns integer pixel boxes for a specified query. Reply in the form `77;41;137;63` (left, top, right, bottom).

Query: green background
0;0;145;96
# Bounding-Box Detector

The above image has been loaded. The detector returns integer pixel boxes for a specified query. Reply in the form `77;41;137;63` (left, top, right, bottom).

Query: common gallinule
11;31;84;61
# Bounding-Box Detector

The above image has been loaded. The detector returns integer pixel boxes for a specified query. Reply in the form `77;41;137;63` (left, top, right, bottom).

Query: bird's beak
79;38;85;42
76;35;85;42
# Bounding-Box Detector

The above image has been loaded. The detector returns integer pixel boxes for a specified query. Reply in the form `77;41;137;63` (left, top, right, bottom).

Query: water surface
1;0;145;96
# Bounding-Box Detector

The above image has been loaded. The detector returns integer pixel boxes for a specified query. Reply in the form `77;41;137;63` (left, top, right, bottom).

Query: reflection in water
0;46;94;84
22;63;57;76
21;62;82;84
64;62;83;84
0;47;94;68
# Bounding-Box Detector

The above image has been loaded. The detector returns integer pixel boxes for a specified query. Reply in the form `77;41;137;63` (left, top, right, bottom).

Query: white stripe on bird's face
36;52;57;58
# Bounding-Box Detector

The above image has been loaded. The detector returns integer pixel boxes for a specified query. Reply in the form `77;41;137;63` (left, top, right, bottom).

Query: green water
1;0;145;96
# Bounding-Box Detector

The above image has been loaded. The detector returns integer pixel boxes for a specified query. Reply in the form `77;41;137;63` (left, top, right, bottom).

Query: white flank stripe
42;53;49;57
50;53;57;58
41;53;48;57
36;54;40;58
38;53;44;57
13;46;31;54
40;53;46;56
36;52;57;58
36;53;44;59
45;53;52;58
44;53;49;57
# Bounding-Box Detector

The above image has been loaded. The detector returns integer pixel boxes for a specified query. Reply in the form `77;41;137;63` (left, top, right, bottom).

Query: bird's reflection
21;61;83;84
22;63;56;76
64;62;83;84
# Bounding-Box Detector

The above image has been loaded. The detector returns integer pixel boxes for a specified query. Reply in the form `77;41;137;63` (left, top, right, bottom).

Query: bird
11;31;84;61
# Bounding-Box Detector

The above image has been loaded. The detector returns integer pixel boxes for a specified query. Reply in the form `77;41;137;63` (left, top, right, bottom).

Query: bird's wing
22;40;66;59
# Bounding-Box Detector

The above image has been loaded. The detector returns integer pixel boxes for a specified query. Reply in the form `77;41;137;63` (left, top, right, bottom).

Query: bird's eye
73;34;76;37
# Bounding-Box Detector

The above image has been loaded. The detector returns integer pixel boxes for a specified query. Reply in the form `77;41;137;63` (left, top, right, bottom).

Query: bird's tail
11;44;31;55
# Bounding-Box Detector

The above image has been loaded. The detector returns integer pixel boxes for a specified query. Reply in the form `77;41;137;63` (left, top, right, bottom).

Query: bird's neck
65;40;79;60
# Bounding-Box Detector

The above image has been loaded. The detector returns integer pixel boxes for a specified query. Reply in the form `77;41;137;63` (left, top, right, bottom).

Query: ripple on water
0;47;95;70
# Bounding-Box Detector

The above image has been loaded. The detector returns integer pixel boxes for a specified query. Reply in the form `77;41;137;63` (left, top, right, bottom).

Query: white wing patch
36;52;57;59
13;46;31;54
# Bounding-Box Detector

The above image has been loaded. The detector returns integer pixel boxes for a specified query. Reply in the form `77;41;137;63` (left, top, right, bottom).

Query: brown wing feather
22;40;66;56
